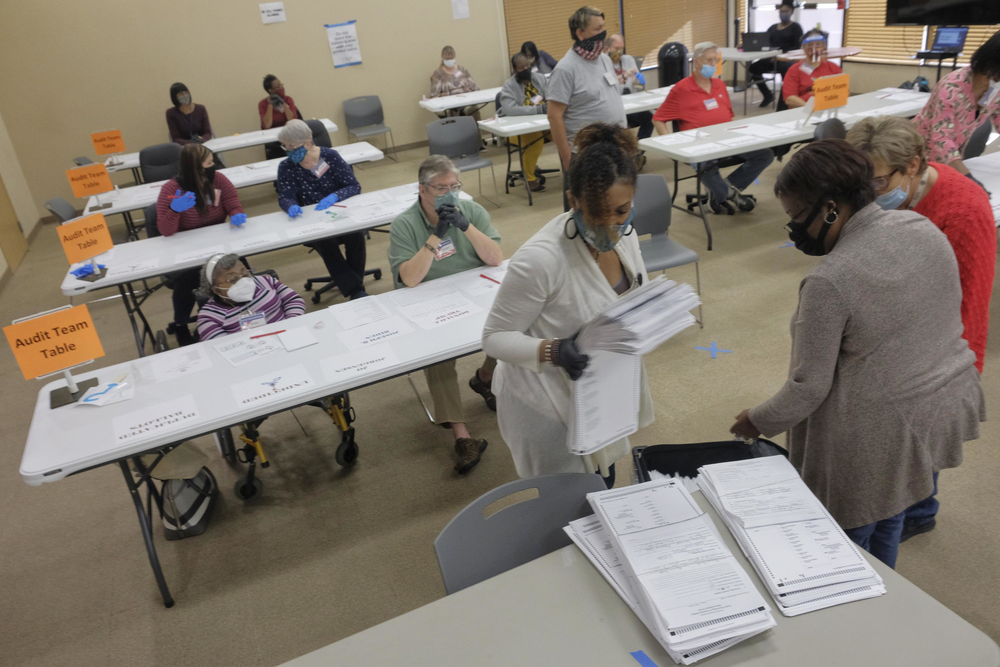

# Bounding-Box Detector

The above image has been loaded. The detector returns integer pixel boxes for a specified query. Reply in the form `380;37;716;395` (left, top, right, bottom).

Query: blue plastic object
170;189;196;213
315;193;340;211
288;205;303;218
231;213;247;226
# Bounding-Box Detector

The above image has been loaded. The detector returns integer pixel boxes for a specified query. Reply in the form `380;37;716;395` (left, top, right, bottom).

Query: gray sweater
749;203;984;529
498;73;548;117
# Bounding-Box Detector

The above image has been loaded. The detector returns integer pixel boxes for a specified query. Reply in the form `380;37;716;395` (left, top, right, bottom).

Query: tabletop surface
719;47;779;61
782;47;862;60
279;490;1000;667
639;88;929;163
104;119;339;172
419;87;503;112
965;151;1000;226
26;263;500;484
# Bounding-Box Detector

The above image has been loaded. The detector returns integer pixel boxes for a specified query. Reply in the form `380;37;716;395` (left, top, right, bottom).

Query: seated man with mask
605;34;653;143
499;52;551;192
388;155;504;474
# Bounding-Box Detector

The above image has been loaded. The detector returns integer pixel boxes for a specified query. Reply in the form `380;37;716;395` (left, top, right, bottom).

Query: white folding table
719;47;780;114
418;87;502;115
279;491;1000;667
965;151;1000;226
638;88;931;250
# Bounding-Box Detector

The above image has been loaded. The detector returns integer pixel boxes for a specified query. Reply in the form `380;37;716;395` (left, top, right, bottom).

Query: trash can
633;438;788;483
657;42;690;88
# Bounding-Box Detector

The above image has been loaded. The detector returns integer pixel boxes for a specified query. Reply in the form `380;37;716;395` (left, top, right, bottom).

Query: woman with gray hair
275;119;369;300
429;45;482;119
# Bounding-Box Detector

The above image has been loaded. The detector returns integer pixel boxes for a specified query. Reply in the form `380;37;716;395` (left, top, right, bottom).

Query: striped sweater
197;275;306;341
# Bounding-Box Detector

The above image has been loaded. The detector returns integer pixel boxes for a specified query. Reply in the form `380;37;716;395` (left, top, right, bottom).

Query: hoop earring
564;216;579;240
824;209;839;224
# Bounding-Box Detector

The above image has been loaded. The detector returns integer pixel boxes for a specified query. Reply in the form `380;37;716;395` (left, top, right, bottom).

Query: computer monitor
930;27;968;53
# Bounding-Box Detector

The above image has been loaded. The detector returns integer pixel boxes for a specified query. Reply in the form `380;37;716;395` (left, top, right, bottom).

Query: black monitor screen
886;0;1000;26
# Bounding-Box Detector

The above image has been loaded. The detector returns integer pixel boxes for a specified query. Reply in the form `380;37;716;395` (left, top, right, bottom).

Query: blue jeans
904;471;939;526
697;148;774;202
843;510;906;569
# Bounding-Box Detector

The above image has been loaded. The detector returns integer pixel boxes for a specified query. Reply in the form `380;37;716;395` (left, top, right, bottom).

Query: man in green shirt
388;155;504;474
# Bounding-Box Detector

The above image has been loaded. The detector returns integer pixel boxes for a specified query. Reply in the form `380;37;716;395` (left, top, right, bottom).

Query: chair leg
406;374;435;424
695;261;704;328
695;172;713;251
478;167;500;208
387;130;399;162
672;161;680;203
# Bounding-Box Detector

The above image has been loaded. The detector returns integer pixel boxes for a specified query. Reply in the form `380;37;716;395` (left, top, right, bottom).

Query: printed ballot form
389;281;482;330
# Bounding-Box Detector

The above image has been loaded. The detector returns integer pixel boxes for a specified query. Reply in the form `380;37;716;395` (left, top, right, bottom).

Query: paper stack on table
565;479;775;665
697;456;885;617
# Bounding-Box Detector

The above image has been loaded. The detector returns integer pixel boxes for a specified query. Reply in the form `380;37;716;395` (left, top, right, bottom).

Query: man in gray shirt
547;6;626;208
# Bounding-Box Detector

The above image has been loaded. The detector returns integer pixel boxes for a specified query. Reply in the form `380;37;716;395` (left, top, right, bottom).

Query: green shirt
388;199;501;285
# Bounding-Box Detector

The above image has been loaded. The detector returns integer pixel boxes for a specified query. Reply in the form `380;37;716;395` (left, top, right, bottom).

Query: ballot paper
149;346;213;382
213;335;282;367
176;244;226;265
230;233;281;253
230;364;315;408
321;343;400;381
277;328;318;352
567;351;641;455
446;262;508;296
698;457;885;616
337;315;413;351
348;202;408;225
676;142;725;157
652;130;708;147
105;258;160;279
496;121;535;133
329;297;392;330
341;191;391;208
718;135;765;148
113;395;200;445
286;223;334;239
727;124;798;139
390;281;483;330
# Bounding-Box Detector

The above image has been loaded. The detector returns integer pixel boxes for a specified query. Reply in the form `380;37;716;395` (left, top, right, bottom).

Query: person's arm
541;51;558;69
155;181;183;236
547;101;572;170
390;219;439;287
198;106;213;141
261;99;274;129
196;307;228;341
270;277;306;318
461;205;503;266
397;237;441;287
463;68;480;92
166;110;189;145
283;95;296;122
275;163;300;212
216;174;245;217
782;66;806;107
429;71;444;98
651;93;679;135
742;276;848;437
499;81;540;116
323;149;362;201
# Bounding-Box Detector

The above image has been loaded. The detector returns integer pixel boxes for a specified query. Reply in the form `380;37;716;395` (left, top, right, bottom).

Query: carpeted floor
2;97;998;665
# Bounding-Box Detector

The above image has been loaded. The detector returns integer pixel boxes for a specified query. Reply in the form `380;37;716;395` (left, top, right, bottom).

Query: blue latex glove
635;71;646;85
231;213;247;227
315;193;340;211
288;205;303;218
169;189;196;213
71;263;105;278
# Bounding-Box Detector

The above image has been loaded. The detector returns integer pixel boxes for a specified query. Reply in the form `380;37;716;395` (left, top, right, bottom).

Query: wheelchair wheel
335;434;359;467
154;330;170;353
234;476;263;500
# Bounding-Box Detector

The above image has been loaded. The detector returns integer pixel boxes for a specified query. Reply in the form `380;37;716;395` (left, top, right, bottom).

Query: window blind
844;0;928;64
623;0;728;67
503;1;621;68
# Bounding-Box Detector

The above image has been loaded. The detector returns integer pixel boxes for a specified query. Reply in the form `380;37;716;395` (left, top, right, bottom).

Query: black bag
633;439;788;483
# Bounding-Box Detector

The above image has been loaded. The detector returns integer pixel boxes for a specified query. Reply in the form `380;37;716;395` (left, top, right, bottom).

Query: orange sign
66;163;113;198
715;59;725;78
90;130;125;155
58;213;113;264
4;305;105;380
813;73;850;111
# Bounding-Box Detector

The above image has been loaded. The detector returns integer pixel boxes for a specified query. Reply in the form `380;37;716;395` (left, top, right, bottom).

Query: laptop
930;26;968;54
742;32;773;52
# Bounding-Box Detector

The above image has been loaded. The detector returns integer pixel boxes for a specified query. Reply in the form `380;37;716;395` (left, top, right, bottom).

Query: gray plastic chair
633;174;703;327
72;156;94;166
813;117;847;140
434;473;607;594
426;116;500;207
139;143;183;183
343;96;398;162
305;119;333;148
964;120;991;160
44;197;78;223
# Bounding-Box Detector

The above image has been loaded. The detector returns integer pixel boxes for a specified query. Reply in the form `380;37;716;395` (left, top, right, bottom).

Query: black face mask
785;198;835;256
515;69;533;83
576;30;607;52
204;165;217;183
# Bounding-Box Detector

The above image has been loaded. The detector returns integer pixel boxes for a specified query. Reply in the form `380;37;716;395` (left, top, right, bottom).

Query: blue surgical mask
288;146;307;163
700;64;716;79
876;186;908;211
573;207;634;253
434;191;459;209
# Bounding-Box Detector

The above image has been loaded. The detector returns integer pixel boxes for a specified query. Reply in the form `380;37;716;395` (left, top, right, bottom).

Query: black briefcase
633;439;788;483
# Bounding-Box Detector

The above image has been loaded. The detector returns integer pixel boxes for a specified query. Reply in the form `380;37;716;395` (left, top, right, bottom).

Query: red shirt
912;162;995;372
782;60;842;103
156;172;245;236
652;76;733;132
258;95;298;129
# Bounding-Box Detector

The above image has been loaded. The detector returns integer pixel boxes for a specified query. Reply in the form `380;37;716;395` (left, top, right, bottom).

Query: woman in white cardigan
482;124;653;486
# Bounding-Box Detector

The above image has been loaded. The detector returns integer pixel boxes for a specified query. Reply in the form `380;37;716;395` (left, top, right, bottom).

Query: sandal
469;371;496;412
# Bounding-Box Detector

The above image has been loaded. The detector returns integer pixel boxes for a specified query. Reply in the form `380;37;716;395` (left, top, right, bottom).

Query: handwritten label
90;130;125;156
321;344;400;381
337;315;413;351
4;305;105;380
58;213;113;264
113;396;199;444
66;164;113;198
813;73;850;111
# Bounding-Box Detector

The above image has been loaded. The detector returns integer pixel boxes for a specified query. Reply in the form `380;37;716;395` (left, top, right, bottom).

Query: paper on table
150;346;213;382
728;124;797;139
105;258;160;279
337;315;413;351
286;223;333;239
113;395;200;444
78;374;134;406
230;233;282;253
676;142;725;157
321;343;400;381
213;335;282;367
447;262;508;296
230;364;316;408
567;351;641;455
175;244;226;264
328;297;392;330
718;135;764;148
277;328;318;351
497;122;534;133
341;191;391;208
349;202;408;224
391;282;483;330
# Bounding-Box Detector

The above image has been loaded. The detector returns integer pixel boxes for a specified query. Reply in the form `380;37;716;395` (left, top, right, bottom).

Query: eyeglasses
281;143;305;152
423;182;464;195
872;169;899;192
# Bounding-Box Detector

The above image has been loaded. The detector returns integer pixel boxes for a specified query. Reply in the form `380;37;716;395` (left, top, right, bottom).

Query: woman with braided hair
483;122;653;487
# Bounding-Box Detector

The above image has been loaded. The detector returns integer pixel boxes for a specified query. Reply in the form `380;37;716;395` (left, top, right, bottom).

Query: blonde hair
846;115;928;175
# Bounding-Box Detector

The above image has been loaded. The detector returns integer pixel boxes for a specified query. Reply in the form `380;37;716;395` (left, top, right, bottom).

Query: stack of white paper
575;276;700;356
697;456;885;616
566;480;775;664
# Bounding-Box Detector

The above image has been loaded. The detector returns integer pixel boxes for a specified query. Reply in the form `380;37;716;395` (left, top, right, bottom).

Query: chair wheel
234;476;263;500
154;330;170;353
311;292;322;304
373;269;382;280
537;174;547;186
336;437;359;467
304;281;313;291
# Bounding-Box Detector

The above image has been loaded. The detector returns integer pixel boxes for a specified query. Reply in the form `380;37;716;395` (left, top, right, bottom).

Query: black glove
554;334;589;381
433;215;450;239
965;171;991;196
437;203;470;231
269;94;284;108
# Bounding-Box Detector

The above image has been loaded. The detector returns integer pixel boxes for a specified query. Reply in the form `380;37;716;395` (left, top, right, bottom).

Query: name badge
239;311;267;331
312;159;330;178
604;72;619;86
434;237;457;261
704;98;719;110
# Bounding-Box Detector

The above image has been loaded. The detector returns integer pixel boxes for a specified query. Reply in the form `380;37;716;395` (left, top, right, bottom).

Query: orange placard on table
715;59;725;78
66;163;113;198
813;73;850;112
4;305;105;380
58;212;113;264
90;130;125;155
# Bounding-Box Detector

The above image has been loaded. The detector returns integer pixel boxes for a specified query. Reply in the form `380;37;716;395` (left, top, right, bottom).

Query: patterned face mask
573;31;607;61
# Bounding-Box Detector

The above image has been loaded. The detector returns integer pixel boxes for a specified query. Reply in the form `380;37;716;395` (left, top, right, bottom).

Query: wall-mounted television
886;0;1000;26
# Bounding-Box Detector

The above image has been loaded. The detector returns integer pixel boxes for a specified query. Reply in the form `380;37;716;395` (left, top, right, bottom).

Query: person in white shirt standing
482;123;653;488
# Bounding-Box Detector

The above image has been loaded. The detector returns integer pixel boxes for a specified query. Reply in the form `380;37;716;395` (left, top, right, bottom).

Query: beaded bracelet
545;338;561;366
423;242;439;254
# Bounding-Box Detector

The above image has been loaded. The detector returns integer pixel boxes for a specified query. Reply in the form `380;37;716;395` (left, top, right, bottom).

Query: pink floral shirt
912;67;1000;164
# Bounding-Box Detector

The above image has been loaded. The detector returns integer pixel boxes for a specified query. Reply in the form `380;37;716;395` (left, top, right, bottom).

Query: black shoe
899;518;936;543
175;326;196;347
350;288;369;300
759;95;774;108
469;371;496;411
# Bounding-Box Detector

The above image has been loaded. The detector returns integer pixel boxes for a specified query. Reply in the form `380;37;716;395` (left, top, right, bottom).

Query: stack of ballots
697;456;886;616
564;479;775;665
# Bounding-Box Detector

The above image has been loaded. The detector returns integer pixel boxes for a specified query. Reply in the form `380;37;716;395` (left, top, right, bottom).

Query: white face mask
443;59;456;68
979;79;1000;107
221;276;256;303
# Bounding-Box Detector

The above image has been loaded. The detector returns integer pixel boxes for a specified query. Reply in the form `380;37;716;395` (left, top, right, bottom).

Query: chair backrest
634;55;645;69
343;95;385;130
305;119;332;148
813;117;846;141
434;473;607;595
426;116;482;159
964;120;991;160
144;203;160;238
72;156;93;166
494;91;504;117
632;173;673;237
44;197;78;223
139;143;183;183
657;42;689;88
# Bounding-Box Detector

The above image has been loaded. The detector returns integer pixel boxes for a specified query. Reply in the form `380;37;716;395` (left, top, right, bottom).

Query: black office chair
494;92;559;206
305;119;333;148
139;143;183;183
264;108;306;160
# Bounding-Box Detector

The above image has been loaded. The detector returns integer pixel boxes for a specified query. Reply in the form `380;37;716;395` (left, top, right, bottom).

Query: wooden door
0;173;27;271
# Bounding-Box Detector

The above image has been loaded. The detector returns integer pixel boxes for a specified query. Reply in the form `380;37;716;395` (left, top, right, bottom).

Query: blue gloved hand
315;193;340;211
169;189;196;213
71;263;106;278
635;71;646;85
231;213;247;227
288;205;303;218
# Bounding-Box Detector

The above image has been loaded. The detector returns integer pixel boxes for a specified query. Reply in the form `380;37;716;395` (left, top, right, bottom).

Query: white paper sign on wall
260;2;286;24
325;20;362;68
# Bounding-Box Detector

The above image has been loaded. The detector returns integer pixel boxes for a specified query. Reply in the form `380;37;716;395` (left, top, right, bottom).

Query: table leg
504;136;513;195
119;460;174;608
742;62;749;116
119;282;156;357
772;56;779;110
122;210;138;241
694;169;713;251
517;136;533;207
131;167;142;185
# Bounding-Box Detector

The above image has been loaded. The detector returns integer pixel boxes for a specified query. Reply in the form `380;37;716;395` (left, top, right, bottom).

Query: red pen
250;329;285;339
480;274;501;284
332;204;347;208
